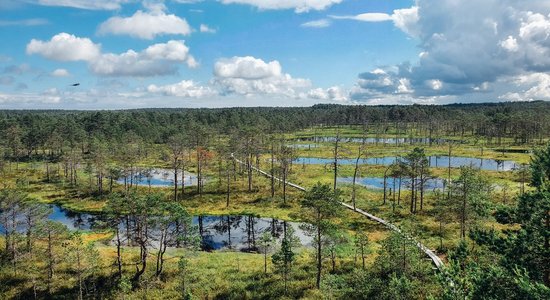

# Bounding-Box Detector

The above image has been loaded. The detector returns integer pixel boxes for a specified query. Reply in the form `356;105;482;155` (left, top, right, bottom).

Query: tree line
1;101;550;164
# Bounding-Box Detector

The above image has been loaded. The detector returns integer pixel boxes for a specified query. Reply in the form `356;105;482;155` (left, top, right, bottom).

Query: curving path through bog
231;154;445;270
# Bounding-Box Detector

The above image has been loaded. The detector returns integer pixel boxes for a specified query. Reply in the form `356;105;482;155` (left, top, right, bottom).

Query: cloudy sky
0;0;549;109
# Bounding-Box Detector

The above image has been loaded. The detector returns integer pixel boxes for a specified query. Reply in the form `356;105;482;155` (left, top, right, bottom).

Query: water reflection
2;205;311;252
196;215;309;251
116;168;198;187
294;155;518;171
338;177;445;190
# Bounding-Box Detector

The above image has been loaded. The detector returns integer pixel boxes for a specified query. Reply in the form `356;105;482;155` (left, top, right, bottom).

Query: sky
0;0;549;109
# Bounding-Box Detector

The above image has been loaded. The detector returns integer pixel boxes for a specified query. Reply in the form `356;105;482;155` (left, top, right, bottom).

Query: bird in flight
70;83;80;86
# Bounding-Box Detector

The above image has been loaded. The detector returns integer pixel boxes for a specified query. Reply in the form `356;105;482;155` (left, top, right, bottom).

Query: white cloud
214;56;282;79
200;24;216;33
430;79;443;90
98;10;192;39
34;0;130;10
350;1;550;103
26;32;101;61
330;13;392;22
330;6;419;36
147;80;216;98
220;0;342;13
301;19;331;28
51;68;70;77
500;36;519;52
27;33;196;77
392;6;419;37
90;40;197;76
396;78;413;94
214;56;311;96
500;73;550;101
306;86;348;101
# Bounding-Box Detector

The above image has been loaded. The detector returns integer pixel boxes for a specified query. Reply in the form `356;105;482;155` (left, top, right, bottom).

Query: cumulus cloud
26;33;101;61
350;0;550;102
220;0;342;13
305;86;348;102
33;0;130;10
499;73;550;101
98;9;192;39
27;33;197;77
147;80;216;98
500;36;519;52
214;56;282;79
51;68;70;77
214;56;311;96
301;19;331;28
90;40;197;76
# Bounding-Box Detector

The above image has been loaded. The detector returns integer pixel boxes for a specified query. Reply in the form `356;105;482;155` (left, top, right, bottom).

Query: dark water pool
1;205;310;252
337;177;445;190
294;155;518;171
117;168;198;187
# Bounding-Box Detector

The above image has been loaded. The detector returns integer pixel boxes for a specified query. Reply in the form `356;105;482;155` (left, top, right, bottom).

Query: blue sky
0;0;549;109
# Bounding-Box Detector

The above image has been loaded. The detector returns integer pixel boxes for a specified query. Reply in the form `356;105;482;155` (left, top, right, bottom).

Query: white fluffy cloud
214;56;311;96
349;0;550;102
147;80;216;98
34;0;130;10
98;9;192;39
51;68;70;77
306;86;348;102
215;56;281;79
392;6;419;37
27;33;197;77
26;33;101;61
500;73;550;101
90;40;197;76
220;0;342;13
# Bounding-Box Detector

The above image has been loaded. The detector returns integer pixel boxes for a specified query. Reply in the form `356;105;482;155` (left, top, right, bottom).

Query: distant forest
1;101;549;155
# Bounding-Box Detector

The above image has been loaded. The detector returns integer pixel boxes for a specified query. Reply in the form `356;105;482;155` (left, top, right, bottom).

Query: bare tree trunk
226;162;231;207
116;226;122;278
173;161;178;201
316;223;322;289
271;142;275;197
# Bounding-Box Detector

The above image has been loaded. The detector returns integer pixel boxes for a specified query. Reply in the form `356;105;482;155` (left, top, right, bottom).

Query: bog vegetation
0;102;549;299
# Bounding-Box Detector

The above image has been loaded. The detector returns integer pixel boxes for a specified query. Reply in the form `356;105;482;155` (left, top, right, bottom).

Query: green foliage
447;166;492;238
530;143;550;189
467;144;550;298
272;230;296;294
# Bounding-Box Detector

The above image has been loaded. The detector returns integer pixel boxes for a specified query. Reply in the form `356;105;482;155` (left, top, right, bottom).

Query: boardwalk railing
232;154;445;270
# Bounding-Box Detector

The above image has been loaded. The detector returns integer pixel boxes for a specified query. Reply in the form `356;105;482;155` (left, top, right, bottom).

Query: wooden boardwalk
232;154;445;270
